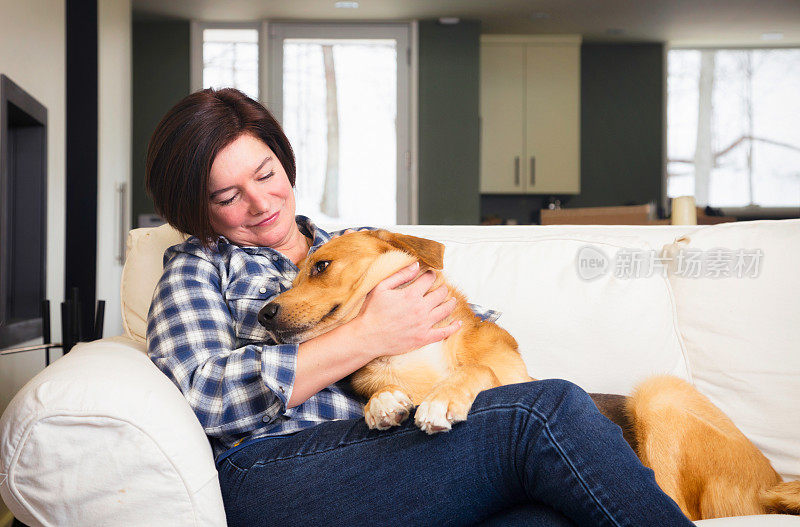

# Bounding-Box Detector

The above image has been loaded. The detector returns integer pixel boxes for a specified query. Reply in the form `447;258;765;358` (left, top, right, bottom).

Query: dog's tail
761;480;800;515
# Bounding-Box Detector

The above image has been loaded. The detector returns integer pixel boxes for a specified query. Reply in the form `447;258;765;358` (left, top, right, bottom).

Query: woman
146;88;692;526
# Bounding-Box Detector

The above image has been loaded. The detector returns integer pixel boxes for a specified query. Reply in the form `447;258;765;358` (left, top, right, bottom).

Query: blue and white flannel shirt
147;216;499;460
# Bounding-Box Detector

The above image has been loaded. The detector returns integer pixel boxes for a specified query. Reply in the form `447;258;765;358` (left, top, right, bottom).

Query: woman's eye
311;260;331;276
216;195;236;206
258;170;275;181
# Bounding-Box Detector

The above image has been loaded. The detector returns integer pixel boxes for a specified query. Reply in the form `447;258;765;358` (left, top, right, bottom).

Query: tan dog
259;229;531;433
258;229;800;519
627;375;800;520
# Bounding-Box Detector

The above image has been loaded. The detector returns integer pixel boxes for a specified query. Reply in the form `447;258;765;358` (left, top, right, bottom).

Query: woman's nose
245;185;270;215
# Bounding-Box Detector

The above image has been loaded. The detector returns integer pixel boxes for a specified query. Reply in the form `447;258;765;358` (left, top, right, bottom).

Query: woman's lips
253;211;279;227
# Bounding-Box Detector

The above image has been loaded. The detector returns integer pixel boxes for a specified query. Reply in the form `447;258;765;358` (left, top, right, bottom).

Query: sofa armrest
0;336;226;526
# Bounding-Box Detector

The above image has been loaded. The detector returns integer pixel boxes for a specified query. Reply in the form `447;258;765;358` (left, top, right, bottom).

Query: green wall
131;20;191;227
417;20;481;224
571;43;665;208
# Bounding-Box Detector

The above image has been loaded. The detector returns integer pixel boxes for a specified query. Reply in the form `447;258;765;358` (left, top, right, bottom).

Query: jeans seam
472;400;623;527
223;455;249;472
541;422;622;527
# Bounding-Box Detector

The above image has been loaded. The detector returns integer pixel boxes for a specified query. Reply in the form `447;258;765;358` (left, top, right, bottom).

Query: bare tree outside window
667;49;800;209
693;50;714;205
320;45;340;217
282;39;398;225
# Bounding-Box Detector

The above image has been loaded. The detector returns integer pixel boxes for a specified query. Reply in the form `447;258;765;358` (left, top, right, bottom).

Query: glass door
268;23;411;225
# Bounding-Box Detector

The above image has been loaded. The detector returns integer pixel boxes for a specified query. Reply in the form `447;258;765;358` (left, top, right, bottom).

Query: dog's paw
414;389;473;434
364;389;413;430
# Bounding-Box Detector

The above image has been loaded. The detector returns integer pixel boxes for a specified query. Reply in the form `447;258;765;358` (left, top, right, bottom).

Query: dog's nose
258;302;279;327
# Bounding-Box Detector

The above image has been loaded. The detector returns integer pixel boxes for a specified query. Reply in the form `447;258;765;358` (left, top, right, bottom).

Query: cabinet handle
530;156;536;187
514;156;520;186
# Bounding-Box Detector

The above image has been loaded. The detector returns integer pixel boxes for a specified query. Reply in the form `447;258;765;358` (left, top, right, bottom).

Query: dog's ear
368;230;445;270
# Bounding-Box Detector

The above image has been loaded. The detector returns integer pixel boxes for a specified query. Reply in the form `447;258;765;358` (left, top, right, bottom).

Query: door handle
514;156;520;186
530;156;536;187
117;183;128;265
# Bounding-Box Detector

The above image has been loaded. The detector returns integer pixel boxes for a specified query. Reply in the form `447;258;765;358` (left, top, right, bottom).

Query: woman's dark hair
145;87;295;244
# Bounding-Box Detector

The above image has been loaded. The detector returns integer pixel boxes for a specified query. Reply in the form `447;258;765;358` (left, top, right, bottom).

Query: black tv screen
0;74;48;348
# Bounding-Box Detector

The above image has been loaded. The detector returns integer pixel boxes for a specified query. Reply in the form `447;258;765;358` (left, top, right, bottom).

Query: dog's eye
311;260;331;277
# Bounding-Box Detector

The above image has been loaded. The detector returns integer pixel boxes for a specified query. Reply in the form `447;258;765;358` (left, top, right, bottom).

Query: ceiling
132;0;800;46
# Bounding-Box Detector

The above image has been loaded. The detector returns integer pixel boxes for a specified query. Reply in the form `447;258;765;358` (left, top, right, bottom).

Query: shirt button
271;255;279;261
259;287;267;294
262;415;271;423
279;386;285;394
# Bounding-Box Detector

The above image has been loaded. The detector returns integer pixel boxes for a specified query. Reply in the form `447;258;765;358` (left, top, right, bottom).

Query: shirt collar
297;215;332;253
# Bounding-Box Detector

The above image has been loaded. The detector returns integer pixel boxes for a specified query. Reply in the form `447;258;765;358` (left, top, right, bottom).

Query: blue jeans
216;380;692;526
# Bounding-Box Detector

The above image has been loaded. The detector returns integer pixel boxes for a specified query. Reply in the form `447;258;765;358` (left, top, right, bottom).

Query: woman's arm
147;251;300;439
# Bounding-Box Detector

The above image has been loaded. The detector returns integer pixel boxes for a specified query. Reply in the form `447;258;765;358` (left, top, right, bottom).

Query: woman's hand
290;262;460;407
350;262;461;358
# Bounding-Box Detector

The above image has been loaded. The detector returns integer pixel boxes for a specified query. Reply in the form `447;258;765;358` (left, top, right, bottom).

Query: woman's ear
367;230;445;270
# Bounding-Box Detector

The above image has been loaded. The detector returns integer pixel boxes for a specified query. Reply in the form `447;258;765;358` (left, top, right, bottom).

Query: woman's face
208;133;298;248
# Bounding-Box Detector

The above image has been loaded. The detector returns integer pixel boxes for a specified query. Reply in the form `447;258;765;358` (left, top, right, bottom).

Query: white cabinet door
526;43;580;194
480;43;526;194
480;36;581;195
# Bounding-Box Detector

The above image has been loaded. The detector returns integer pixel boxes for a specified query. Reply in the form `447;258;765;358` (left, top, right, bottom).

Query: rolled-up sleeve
147;250;297;439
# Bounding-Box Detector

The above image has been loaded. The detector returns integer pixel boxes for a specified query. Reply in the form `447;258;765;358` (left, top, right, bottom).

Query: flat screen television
0;74;48;347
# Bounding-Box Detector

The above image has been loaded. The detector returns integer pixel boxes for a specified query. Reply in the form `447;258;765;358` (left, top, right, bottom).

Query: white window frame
190;20;418;224
664;45;800;218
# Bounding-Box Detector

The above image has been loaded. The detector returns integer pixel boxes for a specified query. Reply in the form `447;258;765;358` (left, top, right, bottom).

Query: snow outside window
667;48;800;209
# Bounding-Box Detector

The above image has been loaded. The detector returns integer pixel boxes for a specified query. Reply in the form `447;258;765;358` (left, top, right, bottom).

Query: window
280;37;400;225
191;22;414;225
269;24;412;226
192;23;261;101
667;48;800;212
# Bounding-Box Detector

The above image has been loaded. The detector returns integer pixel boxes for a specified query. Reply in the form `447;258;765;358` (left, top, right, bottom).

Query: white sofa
2;220;799;526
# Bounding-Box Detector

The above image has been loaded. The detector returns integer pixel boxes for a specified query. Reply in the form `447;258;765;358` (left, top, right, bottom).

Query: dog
258;229;531;434
258;229;800;520
625;375;800;519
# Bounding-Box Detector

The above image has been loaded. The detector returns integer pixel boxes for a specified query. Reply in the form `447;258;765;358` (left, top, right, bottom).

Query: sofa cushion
695;515;800;526
121;224;186;343
664;219;800;481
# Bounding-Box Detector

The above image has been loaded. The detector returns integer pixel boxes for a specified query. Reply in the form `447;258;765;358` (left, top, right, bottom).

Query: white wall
0;0;66;522
96;0;131;339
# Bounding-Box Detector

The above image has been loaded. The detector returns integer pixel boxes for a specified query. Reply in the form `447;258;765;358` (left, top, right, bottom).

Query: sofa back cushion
391;226;691;395
121;224;186;343
664;219;800;480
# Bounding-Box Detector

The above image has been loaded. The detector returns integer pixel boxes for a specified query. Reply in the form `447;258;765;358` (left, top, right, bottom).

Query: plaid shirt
147;216;498;460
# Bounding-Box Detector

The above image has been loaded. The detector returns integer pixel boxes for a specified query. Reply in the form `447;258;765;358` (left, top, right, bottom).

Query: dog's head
258;229;444;343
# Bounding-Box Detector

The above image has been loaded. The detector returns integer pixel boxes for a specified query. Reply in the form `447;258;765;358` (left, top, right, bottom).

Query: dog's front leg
415;365;500;434
364;385;414;430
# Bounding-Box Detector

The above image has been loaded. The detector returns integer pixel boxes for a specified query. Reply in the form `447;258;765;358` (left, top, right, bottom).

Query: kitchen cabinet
480;36;581;194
